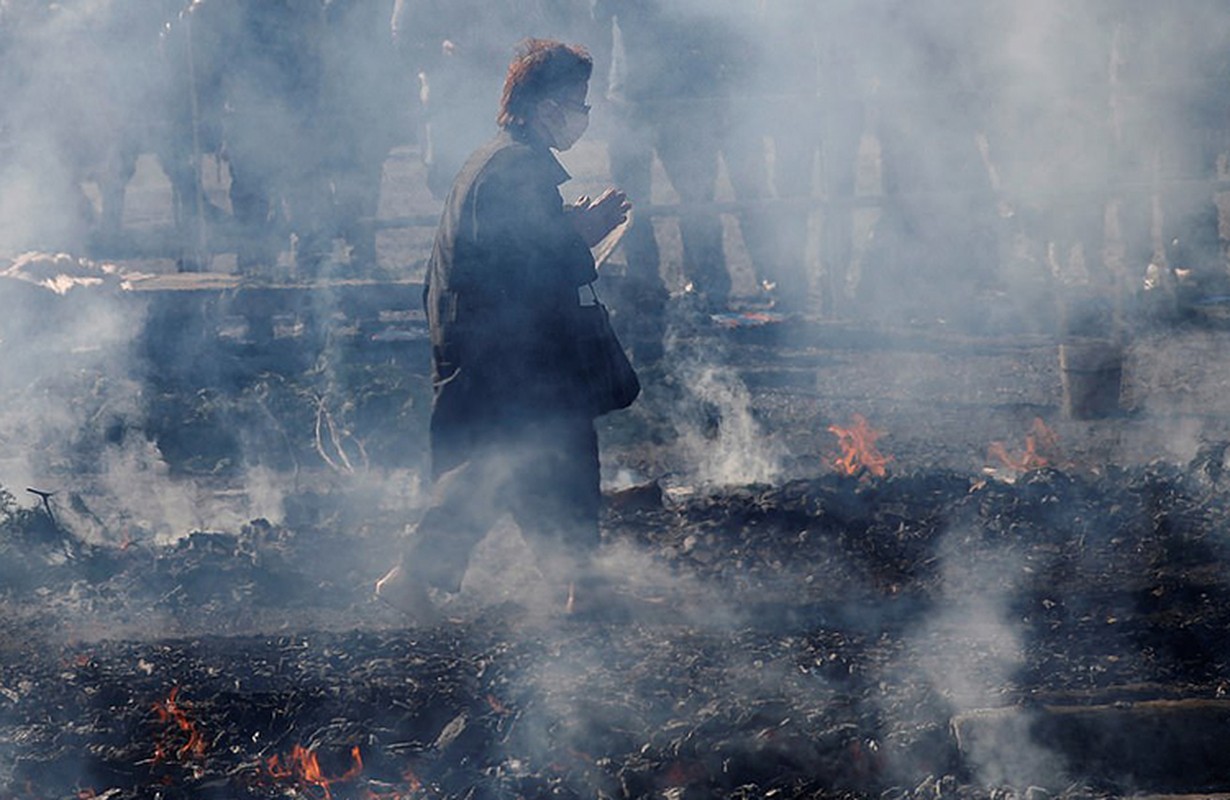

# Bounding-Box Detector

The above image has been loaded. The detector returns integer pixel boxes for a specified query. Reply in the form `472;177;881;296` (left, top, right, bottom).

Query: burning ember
987;417;1063;476
151;686;206;765
265;743;364;799
828;413;893;478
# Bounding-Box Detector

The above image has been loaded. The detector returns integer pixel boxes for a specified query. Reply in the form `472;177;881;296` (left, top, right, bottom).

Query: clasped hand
568;188;632;248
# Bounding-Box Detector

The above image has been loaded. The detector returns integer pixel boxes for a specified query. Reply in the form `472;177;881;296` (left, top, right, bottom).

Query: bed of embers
3;443;1230;800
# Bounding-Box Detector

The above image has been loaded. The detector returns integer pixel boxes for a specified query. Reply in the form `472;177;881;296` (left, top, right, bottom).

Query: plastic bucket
1059;339;1123;419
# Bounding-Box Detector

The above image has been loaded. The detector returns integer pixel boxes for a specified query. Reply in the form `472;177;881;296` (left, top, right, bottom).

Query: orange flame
988;418;1061;473
828;414;893;478
151;686;207;764
266;744;364;800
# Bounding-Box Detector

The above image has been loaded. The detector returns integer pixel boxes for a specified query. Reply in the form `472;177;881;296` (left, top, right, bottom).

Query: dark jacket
424;126;598;467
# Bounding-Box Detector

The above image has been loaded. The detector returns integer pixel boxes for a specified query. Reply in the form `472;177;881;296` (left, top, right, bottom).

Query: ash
3;453;1230;798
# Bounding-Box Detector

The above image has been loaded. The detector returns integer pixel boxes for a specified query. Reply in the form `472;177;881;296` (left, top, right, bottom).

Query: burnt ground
6;437;1230;798
5;144;1230;798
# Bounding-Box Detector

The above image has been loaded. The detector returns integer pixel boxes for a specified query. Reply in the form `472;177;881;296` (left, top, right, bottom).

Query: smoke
0;0;1208;495
0;1;404;546
0;1;188;546
0;257;302;546
0;259;139;525
500;574;845;797
673;360;785;488
899;526;1069;790
3;5;1230;798
0;0;1223;649
590;0;1230;340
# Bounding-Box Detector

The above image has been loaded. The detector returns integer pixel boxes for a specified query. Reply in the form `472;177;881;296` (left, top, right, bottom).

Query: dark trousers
403;414;601;593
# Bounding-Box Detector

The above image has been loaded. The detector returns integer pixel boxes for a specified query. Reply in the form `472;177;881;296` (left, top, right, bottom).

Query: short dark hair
498;38;592;129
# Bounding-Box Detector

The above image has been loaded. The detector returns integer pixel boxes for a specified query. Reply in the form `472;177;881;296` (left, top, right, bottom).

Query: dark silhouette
376;39;631;621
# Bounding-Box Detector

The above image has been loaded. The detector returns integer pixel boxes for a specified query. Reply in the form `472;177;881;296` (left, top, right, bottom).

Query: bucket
1059;338;1123;419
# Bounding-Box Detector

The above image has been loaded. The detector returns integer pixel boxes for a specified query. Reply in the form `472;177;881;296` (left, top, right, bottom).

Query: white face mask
548;101;590;151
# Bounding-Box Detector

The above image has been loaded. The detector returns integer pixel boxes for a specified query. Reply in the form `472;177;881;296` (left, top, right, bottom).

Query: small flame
266;744;363;800
988;418;1061;474
151;686;206;764
828;414;893;478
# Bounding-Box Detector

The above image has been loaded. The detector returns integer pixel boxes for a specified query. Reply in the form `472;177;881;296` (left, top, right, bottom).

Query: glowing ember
988;417;1062;474
151;686;206;764
364;782;423;800
266;744;364;800
486;693;510;715
828;414;893;478
398;768;423;796
360;768;424;799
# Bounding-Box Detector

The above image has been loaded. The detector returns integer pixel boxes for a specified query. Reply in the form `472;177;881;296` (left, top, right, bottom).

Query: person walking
376;38;631;621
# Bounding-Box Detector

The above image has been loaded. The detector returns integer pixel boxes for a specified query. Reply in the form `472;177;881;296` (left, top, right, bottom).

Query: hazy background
1;3;1230;789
